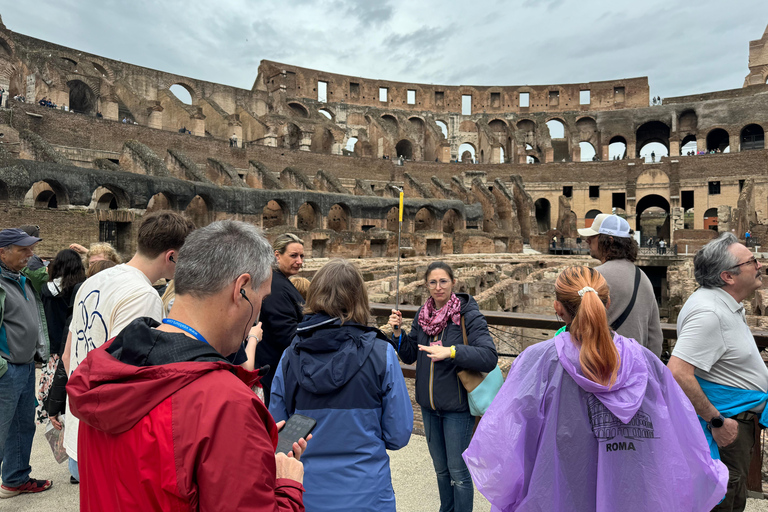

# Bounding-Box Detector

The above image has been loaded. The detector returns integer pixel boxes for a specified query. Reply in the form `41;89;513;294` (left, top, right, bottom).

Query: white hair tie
578;286;598;297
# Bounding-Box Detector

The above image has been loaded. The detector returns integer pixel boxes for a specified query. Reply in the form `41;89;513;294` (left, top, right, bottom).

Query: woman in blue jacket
389;261;497;512
269;258;413;512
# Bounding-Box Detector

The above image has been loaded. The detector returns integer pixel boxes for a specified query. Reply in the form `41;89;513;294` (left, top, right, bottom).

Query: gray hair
174;220;273;297
693;232;741;288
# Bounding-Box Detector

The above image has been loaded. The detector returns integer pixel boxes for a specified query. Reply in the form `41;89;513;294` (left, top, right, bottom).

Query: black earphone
169;255;175;263
240;288;250;303
240;288;254;344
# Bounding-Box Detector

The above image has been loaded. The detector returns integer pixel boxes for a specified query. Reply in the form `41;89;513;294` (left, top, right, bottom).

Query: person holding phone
388;261;497;512
67;221;308;511
270;258;413;512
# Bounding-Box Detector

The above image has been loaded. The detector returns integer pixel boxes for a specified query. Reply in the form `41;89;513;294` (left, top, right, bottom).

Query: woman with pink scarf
389;261;497;512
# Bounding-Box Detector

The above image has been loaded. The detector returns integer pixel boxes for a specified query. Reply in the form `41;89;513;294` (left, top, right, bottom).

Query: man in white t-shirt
61;211;195;483
669;232;767;512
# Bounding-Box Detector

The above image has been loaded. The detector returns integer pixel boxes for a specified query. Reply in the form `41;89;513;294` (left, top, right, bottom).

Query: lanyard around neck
162;318;208;345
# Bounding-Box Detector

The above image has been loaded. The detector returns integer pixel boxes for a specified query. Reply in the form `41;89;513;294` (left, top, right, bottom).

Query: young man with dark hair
578;214;662;356
61;211;195;482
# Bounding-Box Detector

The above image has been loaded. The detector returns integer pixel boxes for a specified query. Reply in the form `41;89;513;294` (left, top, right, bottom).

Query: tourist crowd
0;212;765;511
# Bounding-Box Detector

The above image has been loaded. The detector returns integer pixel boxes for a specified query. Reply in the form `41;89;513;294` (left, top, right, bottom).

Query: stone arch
741;124;765;151
166;80;197;101
579;141;596;161
328;203;350;232
91;61;111;79
703;207;719;231
169;84;193;105
435;120;448;138
380;114;399;131
67;79;98;114
344;136;358;154
681;134;697;155
90;185;127;210
318;107;334;120
288;102;309;118
546;118;566;139
408;116;426;133
534;198;550;233
311;127;334;154
609;135;627;159
706;128;730;152
635;194;670;243
386;206;400;232
442;209;462;233
459;142;476;163
585;209;602;228
0;33;15;59
414;207;436;232
59;56;78;71
678;109;698;132
576;116;598;137
396;139;413;159
262;199;287;229
488;119;509;133
25;180;68;209
185;195;213;228
147;192;176;212
636;121;670;157
280;123;301;150
516;119;536;132
297;202;320;231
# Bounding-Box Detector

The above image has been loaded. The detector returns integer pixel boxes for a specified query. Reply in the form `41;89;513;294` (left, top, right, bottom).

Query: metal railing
637;244;678;256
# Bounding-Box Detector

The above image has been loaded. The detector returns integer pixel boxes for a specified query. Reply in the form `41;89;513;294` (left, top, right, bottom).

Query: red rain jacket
67;318;304;511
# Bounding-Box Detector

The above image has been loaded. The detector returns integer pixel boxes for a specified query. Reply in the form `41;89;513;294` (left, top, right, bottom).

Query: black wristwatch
708;414;725;429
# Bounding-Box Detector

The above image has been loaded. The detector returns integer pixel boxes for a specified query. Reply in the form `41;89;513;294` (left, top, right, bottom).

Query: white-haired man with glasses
669;232;768;512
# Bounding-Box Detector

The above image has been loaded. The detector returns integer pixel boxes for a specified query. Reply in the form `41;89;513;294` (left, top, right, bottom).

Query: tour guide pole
395;189;404;310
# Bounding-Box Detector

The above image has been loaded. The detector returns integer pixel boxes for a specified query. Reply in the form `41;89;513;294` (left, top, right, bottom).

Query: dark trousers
711;415;756;512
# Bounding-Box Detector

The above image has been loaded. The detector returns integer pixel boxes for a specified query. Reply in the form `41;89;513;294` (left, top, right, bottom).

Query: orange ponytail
555;266;620;387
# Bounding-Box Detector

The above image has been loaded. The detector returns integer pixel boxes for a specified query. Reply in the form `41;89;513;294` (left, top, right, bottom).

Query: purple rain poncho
463;332;728;512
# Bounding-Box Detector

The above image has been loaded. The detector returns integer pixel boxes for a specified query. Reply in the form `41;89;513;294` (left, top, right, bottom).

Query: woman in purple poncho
463;266;728;512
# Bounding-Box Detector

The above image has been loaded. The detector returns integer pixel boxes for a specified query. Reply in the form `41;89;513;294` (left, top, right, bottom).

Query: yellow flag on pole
398;192;404;222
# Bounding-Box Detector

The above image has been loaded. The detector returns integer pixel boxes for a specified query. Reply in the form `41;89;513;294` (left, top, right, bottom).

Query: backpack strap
611;266;641;331
461;316;468;345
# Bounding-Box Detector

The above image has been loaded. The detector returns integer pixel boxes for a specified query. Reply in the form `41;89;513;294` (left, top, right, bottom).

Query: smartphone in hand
276;414;316;455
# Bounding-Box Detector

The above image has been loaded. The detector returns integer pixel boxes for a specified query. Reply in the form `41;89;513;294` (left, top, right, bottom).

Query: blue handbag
456;317;504;416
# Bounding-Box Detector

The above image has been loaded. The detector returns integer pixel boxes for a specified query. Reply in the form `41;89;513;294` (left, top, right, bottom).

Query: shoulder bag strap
461;316;468;345
611;266;641;331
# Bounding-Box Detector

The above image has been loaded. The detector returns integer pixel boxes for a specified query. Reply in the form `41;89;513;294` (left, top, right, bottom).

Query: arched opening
706;128;730;152
517;119;536;135
678;110;698;132
185;195;212;228
146;192;173;213
435;120;448;138
297;202;319;231
498;146;505;163
36;190;57;209
92;62;109;77
280;123;301;150
59;57;77;70
344;137;358;155
408;117;425;137
442;209;462;233
527;155;540;164
26;180;67;209
169;84;193;105
414;207;436;231
534;198;551;233
635;194;670;245
396;139;413;159
92;186;119;210
741;124;765;151
681;134;697;155
585;209;602;228
380;115;398;132
580;141;596;162
609;136;627;160
639;142;668;163
546;119;565;139
703;207;719;231
458;143;476;163
311;128;334;154
318;108;333;120
67;80;97;114
328;203;350;232
636;121;670;159
386;207;400;232
488;119;508;134
262;200;286;229
288;102;309;118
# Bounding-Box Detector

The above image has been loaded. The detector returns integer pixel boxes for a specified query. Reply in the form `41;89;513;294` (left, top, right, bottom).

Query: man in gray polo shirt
578;213;663;356
669;232;768;512
0;229;53;499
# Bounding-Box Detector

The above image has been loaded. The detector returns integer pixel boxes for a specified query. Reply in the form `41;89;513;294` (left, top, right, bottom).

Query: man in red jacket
68;220;307;511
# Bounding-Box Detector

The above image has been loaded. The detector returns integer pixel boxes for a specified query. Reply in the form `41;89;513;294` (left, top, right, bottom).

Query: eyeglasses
427;279;452;289
729;256;758;271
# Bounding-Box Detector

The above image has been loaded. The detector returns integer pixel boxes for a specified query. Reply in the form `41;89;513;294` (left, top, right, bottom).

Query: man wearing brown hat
0;228;53;498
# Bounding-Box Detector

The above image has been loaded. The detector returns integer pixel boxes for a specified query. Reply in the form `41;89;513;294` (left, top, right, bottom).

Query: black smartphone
275;414;316;455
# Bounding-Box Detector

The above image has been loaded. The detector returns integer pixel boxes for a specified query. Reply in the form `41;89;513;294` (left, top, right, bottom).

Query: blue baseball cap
0;228;42;248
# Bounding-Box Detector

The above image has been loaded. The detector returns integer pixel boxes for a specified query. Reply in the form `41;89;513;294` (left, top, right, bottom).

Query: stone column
669;140;680;157
300;130;312;152
147;104;164;129
100;98;119;121
670;206;684;245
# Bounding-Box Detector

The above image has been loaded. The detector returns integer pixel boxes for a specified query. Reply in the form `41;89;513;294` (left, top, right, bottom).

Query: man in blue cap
0;228;53;499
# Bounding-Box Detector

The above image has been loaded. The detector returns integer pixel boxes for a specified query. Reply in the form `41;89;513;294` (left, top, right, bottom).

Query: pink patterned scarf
418;293;462;336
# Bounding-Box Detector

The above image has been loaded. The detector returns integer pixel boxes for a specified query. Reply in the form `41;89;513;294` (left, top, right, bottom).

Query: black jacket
255;269;304;403
398;294;497;413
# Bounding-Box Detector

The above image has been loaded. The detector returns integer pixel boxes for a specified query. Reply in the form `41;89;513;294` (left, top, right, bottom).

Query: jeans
421;407;474;512
712;415;757;512
0;362;36;486
68;457;79;481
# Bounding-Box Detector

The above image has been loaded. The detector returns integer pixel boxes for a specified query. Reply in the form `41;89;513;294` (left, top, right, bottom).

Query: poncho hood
556;332;648;423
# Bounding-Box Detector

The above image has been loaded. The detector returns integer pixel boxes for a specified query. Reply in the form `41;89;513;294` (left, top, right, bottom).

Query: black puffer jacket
398;294;497;413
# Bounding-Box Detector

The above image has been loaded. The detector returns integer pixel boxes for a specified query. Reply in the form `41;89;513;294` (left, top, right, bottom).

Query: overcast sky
4;1;768;98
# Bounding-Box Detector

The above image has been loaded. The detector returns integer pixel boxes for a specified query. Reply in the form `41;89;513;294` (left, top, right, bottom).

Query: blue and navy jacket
269;313;413;512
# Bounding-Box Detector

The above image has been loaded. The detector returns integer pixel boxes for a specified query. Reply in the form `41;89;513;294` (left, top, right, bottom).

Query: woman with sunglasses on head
389;261;497;512
463;266;727;512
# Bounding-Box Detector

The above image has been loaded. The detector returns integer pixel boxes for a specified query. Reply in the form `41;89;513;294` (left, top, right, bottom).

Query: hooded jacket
398;293;498;412
463;332;728;512
67;317;305;512
269;313;413;512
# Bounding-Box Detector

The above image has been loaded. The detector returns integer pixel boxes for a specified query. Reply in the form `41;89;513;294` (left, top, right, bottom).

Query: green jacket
0;266;50;376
